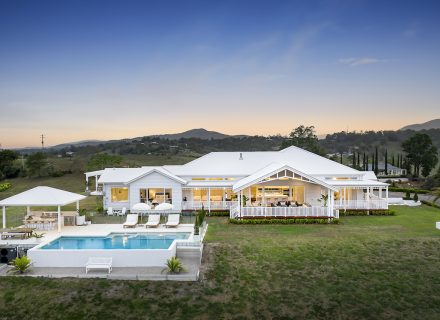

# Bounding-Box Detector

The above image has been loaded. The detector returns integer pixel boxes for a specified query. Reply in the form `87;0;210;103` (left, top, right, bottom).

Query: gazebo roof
0;186;87;207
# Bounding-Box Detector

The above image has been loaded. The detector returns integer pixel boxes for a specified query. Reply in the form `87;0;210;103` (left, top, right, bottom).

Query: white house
367;163;407;176
85;146;389;219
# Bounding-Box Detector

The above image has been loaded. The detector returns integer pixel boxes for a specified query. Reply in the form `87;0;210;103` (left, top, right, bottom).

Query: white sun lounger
123;214;138;228
145;214;161;228
86;257;112;274
165;214;180;228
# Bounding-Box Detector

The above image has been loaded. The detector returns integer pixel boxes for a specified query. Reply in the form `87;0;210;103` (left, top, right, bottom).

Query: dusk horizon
1;0;440;148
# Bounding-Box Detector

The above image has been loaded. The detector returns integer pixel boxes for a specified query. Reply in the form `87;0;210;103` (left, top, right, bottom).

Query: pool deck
0;223;195;247
0;256;200;281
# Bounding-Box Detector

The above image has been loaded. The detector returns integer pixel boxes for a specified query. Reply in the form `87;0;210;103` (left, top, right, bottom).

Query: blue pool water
40;233;190;250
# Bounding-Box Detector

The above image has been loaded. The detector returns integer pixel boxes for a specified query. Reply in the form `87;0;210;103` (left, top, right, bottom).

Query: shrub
339;209;395;216
413;192;419;202
194;207;206;235
389;187;429;194
229;218;338;225
208;211;230;217
0;182;11;192
421;200;440;209
404;190;411;200
162;257;185;274
8;256;32;274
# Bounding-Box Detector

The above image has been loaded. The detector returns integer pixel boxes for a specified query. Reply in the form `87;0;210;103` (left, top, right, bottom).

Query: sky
0;0;440;148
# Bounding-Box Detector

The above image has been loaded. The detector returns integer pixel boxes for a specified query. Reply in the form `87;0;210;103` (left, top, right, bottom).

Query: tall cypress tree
366;155;369;171
385;149;388;175
363;152;366;170
374;147;379;175
371;153;374;172
352;152;356;168
392;154;395;166
340;152;343;164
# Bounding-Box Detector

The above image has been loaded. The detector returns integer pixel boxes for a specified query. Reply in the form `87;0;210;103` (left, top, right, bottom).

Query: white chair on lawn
107;207;114;216
118;207;127;216
85;257;112;274
123;214;138;228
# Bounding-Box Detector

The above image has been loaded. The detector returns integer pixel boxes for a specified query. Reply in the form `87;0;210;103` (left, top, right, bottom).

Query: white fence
182;201;237;210
230;205;337;219
334;200;387;210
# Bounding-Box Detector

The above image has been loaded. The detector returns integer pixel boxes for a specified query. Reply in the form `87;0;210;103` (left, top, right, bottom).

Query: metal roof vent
239;153;243;160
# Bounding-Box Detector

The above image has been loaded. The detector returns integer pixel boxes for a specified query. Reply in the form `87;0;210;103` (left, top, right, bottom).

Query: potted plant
162;257;185;275
318;194;329;207
8;256;32;274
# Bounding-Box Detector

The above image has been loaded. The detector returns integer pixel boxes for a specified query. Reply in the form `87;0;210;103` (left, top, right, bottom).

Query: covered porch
230;164;339;219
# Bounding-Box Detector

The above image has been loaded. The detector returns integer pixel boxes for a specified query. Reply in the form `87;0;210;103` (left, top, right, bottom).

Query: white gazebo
0;186;87;232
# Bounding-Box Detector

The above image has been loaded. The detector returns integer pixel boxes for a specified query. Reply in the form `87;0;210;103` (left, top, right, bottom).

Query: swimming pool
40;233;191;250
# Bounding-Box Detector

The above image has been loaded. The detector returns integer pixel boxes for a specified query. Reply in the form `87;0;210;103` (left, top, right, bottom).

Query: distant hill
153;128;238;140
400;119;440;131
51;140;104;149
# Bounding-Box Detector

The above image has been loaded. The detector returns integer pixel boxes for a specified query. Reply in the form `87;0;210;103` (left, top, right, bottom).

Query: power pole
41;134;45;149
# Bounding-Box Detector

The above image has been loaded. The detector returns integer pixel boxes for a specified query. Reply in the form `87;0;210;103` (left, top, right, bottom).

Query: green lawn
1;205;440;319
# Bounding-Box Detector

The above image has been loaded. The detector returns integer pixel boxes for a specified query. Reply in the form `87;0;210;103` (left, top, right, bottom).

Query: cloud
338;57;385;67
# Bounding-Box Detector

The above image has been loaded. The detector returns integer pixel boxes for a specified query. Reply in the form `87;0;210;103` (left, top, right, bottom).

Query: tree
385;149;388;175
352;152;356;168
87;153;123;171
363;152;366;170
0;150;19;179
26;152;48;177
281;125;324;155
402;133;438;177
374;147;379;175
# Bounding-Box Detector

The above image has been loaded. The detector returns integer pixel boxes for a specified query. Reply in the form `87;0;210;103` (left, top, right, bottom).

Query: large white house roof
0;186;86;207
165;146;361;177
232;162;338;192
97;167;186;184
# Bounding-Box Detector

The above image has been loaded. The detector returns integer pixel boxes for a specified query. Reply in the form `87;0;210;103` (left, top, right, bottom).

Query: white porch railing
235;206;337;218
334;200;387;210
182;201;237;210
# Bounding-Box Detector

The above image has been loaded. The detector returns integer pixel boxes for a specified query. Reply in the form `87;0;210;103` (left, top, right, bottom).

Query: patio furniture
76;215;87;226
85;257;112;274
145;214;160;228
123;214;138;228
165;214;180;228
0;228;34;240
107;207;114;216
118;207;127;216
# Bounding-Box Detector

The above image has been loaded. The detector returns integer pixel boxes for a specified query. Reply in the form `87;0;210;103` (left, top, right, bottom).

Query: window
140;188;172;204
111;187;128;202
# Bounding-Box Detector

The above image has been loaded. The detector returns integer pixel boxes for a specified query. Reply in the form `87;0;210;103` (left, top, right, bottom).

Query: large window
111;187;128;202
140;188;172;204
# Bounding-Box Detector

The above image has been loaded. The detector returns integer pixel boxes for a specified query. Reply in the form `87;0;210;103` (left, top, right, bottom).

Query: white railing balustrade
237;206;336;218
182;201;237;210
334;200;387;210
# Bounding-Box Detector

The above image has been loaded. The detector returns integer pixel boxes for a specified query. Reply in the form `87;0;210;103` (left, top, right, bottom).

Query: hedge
388;187;429;194
339;209;395;216
0;182;11;192
208;211;230;217
421;200;440;210
229;218;339;225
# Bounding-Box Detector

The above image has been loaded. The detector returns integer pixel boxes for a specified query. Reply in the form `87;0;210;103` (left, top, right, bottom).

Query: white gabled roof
166;146;361;177
232;162;337;192
97;167;186;185
326;180;388;187
362;171;379;181
0;186;86;207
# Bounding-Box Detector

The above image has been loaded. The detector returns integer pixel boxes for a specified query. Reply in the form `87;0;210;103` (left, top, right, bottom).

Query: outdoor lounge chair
165;214;180;228
145;214;161;228
118;207;127;216
85;257;112;274
107;207;114;216
123;214;138;228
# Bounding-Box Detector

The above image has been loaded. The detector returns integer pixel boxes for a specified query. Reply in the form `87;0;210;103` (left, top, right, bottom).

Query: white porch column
208;187;211;213
95;175;98;192
238;190;242;217
262;186;265;206
248;187;252;206
76;200;80;212
379;187;382;199
86;176;89;192
343;187;347;211
2;206;5;228
57;205;61;233
366;187;370;210
327;189;331;216
223;187;226;209
386;186;389;208
330;190;334;217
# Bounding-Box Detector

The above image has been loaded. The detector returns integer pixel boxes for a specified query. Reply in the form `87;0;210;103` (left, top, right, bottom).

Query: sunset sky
1;0;439;148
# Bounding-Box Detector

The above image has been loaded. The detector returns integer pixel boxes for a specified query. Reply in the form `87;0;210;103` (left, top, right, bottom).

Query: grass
0;205;440;319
